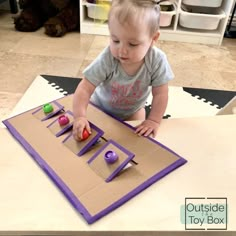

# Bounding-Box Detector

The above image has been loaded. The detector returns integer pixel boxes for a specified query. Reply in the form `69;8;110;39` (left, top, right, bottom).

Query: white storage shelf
80;0;235;45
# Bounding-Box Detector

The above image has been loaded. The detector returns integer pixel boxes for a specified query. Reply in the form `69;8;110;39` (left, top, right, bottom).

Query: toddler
73;0;174;140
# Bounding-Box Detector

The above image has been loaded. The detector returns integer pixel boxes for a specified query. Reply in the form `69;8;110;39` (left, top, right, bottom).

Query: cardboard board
3;95;187;224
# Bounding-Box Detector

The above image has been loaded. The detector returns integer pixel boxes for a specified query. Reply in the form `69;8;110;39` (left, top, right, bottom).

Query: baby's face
109;14;155;66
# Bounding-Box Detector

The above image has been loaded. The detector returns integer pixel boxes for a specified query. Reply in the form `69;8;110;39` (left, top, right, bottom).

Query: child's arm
135;83;168;137
72;78;96;140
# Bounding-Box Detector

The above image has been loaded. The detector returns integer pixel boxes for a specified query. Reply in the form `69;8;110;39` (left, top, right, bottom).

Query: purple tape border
3;117;187;224
88;139;135;182
92;156;186;223
2;97;187;224
2;119;92;223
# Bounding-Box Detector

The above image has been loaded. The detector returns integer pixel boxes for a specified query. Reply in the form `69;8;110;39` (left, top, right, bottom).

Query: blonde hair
108;0;163;36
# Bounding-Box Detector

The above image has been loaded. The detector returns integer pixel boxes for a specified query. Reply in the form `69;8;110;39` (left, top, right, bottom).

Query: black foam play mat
40;74;236;119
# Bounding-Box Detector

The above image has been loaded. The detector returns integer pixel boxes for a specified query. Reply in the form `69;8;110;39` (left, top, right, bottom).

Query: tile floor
0;10;236;121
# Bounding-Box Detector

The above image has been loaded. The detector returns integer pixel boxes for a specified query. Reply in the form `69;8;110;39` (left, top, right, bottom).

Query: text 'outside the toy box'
180;197;227;230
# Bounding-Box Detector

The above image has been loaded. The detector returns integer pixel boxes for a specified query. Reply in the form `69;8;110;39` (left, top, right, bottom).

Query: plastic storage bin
85;0;111;21
182;0;223;8
179;5;226;30
159;1;176;27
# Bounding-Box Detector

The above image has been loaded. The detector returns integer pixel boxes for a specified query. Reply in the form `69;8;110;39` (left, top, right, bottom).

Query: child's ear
153;31;160;42
151;31;160;45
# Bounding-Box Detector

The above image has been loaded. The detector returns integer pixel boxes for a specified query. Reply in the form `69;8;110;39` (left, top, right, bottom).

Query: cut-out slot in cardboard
47;110;74;137
88;140;135;182
63;122;104;156
32;101;64;121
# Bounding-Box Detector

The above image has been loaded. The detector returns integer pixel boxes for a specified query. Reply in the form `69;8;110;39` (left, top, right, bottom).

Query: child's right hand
73;117;91;141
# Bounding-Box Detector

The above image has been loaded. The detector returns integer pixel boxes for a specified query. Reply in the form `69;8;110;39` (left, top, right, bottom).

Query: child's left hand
135;119;160;138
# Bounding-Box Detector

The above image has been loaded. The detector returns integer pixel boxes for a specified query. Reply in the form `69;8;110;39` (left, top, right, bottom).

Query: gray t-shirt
83;46;174;119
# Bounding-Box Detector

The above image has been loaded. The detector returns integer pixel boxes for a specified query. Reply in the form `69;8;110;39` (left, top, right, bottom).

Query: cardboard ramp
3;95;187;224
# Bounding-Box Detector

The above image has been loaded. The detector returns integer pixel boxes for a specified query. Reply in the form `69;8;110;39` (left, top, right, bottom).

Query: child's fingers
135;126;152;137
134;125;143;133
73;121;86;140
142;127;153;137
78;124;86;139
73;127;80;141
152;128;158;138
85;122;92;134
